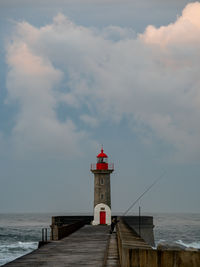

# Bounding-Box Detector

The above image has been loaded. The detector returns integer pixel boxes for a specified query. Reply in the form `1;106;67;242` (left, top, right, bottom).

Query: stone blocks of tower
92;169;113;208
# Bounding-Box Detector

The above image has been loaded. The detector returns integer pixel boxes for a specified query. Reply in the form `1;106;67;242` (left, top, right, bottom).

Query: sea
0;213;200;266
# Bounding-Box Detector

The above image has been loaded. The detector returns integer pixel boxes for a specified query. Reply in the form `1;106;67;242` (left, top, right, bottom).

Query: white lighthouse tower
91;148;114;225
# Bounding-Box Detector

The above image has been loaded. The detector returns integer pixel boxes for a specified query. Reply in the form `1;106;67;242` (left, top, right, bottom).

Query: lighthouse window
100;178;104;185
101;194;104;200
97;158;108;163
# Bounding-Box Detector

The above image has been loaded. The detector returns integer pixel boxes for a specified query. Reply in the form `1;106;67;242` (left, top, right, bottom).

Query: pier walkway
105;232;120;267
4;225;112;267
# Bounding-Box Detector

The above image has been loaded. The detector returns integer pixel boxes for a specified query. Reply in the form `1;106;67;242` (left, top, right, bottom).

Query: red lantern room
90;147;114;171
96;148;108;170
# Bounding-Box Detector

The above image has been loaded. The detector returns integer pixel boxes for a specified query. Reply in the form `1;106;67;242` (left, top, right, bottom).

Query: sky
0;0;200;214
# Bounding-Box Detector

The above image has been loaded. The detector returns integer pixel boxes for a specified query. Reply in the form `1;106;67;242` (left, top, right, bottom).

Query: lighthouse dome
97;148;108;158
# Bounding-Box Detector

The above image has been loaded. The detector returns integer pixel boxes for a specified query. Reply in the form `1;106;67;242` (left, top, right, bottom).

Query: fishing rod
122;170;166;216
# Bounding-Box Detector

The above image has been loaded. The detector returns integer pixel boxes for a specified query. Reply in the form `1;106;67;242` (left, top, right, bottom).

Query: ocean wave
155;239;200;249
0;241;38;266
175;240;200;249
0;241;38;250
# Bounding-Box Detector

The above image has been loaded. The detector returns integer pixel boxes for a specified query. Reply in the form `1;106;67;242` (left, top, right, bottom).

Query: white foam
0;241;37;250
175;240;200;249
0;242;38;266
155;239;200;249
18;241;38;249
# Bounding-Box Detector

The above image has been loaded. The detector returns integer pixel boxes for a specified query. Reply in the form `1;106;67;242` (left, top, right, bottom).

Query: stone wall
50;220;86;240
50;216;93;240
51;215;93;226
122;216;155;247
117;219;200;267
119;248;200;267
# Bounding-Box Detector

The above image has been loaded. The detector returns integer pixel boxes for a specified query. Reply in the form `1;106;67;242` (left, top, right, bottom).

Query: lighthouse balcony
90;163;114;171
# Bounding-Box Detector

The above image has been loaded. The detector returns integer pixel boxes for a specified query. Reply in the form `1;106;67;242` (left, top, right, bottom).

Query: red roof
97;148;108;158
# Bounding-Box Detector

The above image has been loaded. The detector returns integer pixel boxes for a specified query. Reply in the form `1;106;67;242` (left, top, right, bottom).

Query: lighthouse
91;148;114;225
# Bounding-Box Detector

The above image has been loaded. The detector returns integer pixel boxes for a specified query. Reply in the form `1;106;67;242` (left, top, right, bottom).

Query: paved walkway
105;232;120;267
4;225;110;267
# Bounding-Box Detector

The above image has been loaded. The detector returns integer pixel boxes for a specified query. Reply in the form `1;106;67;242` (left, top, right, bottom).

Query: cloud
80;114;99;128
141;2;200;47
6;21;88;158
5;2;200;161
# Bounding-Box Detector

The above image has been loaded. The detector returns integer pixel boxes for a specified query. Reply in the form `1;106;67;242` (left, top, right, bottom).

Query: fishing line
122;170;166;216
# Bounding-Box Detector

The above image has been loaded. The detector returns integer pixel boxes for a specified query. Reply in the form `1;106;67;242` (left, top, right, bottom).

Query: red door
100;211;106;224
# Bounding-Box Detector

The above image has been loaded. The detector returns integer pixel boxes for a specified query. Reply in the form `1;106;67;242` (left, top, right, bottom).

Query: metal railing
90;163;114;170
41;228;48;242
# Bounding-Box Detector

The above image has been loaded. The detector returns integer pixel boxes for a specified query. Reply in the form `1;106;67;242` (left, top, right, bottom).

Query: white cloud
6;23;88;158
141;2;200;46
5;2;200;161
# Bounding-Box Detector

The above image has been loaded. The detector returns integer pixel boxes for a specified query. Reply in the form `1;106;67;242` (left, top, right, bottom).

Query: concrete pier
105;232;120;267
122;216;155;247
3;225;110;267
3;216;200;267
117;219;200;267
